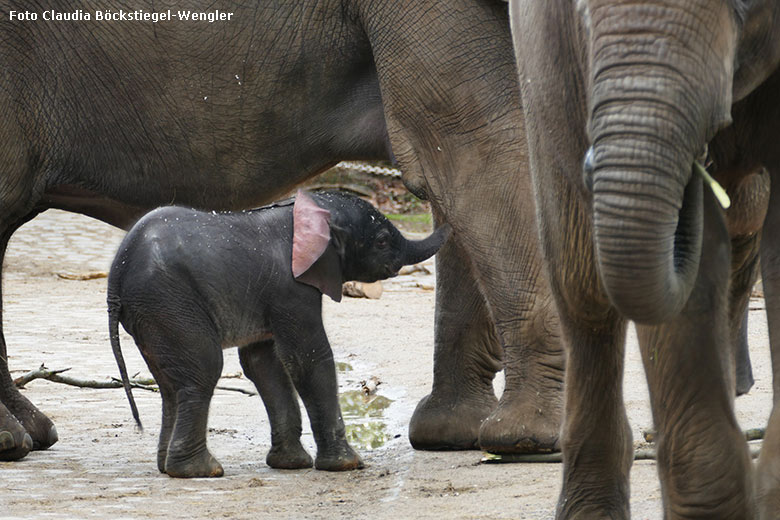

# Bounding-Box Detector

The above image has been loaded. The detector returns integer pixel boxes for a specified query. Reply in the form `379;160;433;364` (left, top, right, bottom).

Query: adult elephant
0;1;564;460
512;0;780;518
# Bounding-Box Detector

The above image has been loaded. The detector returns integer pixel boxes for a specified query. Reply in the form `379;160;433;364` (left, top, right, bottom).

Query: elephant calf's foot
409;392;497;451
478;397;561;454
266;441;313;469
314;444;364;471
164;449;224;478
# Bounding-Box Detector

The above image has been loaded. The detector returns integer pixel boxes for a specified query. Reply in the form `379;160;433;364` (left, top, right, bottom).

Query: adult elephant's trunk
586;1;736;324
402;224;451;265
591;143;703;323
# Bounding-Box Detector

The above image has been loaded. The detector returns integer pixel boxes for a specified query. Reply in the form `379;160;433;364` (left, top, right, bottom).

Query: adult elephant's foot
266;440;313;469
409;390;498;450
164;448;224;478
756;405;780;519
0;405;34;461
479;388;562;454
314;443;364;471
478;399;561;454
4;393;58;451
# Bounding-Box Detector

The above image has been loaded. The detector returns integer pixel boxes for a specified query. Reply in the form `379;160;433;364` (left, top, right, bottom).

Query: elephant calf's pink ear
292;190;332;278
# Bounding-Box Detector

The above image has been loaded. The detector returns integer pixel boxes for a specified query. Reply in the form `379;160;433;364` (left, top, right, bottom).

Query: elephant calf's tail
108;297;143;431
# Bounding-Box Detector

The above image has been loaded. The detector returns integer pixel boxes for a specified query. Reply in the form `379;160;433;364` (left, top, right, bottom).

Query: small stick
56;271;108;281
481;443;761;464
215;385;257;396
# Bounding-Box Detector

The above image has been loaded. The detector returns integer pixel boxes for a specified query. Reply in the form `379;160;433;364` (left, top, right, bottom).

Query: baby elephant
108;190;449;478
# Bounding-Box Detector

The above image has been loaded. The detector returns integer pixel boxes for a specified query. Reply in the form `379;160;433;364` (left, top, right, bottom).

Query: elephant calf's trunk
402;224;451;266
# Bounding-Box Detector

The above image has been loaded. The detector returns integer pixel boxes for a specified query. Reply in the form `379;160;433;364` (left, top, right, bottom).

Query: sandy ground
0;209;773;519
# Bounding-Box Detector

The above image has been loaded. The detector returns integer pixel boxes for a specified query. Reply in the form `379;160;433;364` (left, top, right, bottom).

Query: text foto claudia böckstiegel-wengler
7;10;234;23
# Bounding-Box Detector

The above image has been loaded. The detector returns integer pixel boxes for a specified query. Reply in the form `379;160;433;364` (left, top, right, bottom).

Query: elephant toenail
22;433;33;451
0;431;14;450
48;425;59;446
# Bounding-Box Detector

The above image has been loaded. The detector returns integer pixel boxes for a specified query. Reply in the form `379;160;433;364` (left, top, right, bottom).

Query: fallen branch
13;366;72;387
481;443;762;464
642;427;765;443
14;365;256;396
14;365;157;391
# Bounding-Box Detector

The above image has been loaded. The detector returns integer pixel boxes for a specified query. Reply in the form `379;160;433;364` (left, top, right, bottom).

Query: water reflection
336;361;353;373
339;390;393;450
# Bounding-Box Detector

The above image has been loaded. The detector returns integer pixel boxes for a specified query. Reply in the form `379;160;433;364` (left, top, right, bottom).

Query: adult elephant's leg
757;167;780;517
728;234;760;398
478;259;563;454
238;339;313;469
408;230;501;450
726;169;769;396
556;315;631;518
511;4;634;510
636;192;754;518
0;211;57;460
366;0;563;454
536;186;632;518
407;179;563;455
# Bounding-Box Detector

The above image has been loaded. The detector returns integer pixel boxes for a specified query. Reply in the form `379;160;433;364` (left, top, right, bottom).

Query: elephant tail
108;296;143;431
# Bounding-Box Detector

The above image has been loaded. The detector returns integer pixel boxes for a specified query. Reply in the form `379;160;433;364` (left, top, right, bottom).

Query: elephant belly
222;331;274;350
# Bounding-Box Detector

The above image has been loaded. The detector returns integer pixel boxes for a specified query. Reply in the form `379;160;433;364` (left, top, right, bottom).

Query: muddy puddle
336;362;394;450
295;360;400;451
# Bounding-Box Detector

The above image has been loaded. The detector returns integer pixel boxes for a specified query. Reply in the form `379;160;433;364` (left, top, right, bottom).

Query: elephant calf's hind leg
164;386;224;478
138;322;224;478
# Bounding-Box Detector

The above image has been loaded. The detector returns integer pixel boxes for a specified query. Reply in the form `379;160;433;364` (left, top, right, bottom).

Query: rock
398;264;432;276
360;376;381;396
342;281;383;299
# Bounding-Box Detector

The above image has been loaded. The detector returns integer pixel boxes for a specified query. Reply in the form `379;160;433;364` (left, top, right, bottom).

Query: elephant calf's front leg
239;340;313;469
273;317;362;471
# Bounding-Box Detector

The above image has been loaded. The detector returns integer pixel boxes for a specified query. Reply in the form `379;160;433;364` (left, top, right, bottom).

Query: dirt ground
0;210;773;519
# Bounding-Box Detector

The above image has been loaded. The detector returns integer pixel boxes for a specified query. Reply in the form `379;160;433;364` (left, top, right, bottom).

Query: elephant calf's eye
375;237;389;250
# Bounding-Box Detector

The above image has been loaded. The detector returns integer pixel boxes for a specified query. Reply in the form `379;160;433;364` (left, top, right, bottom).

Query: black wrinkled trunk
402;224;451;265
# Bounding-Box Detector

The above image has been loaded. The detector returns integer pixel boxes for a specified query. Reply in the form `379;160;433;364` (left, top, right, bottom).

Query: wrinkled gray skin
513;0;780;517
0;0;564;461
107;191;449;477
